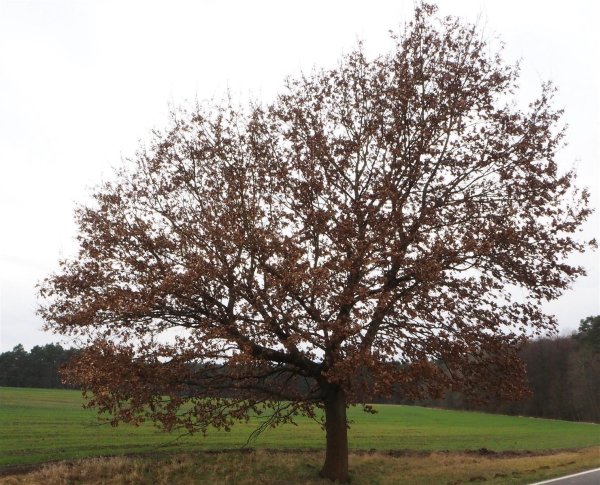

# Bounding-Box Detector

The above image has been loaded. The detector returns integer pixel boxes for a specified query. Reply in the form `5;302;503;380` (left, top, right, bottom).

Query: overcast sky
1;0;598;351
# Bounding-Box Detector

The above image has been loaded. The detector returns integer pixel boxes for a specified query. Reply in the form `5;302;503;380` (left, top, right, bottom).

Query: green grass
1;386;599;469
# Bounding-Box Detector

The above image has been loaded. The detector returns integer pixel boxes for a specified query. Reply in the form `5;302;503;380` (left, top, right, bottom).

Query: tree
39;4;594;481
0;344;28;387
574;315;600;352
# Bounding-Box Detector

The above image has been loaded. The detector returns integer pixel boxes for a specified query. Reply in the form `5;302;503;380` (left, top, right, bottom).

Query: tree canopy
574;315;600;352
39;4;594;481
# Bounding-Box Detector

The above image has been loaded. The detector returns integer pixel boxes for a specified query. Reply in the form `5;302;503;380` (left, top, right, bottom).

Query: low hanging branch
39;3;594;482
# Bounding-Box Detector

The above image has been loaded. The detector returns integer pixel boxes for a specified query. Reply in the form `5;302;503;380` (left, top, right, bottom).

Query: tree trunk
320;386;349;482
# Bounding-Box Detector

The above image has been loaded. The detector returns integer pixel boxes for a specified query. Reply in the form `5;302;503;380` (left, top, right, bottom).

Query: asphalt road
530;468;600;485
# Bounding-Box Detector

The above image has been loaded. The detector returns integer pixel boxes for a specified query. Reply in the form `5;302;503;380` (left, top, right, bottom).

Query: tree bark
320;386;349;482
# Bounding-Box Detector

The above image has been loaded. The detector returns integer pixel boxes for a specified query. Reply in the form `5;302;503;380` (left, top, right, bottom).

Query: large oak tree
40;4;594;481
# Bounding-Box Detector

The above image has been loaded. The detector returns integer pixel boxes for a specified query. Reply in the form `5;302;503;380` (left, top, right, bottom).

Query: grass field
1;386;599;473
3;448;600;485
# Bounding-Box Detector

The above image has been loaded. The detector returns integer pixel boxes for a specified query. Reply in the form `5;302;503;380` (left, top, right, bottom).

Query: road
530;468;600;485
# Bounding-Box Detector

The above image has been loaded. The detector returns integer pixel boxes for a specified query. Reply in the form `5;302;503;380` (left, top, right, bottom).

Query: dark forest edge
2;316;598;423
407;315;600;423
0;343;79;390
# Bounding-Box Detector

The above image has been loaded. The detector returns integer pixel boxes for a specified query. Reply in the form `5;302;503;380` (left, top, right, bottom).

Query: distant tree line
1;316;598;422
0;343;79;389
390;316;600;423
502;315;599;422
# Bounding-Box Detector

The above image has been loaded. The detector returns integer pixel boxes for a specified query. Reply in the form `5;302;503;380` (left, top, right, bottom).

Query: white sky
0;0;598;351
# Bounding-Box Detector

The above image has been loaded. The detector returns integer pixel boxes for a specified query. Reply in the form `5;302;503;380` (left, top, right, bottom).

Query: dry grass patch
1;447;598;485
352;447;600;484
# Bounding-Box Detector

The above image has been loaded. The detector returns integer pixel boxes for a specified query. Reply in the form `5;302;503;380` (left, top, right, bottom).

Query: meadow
1;387;599;483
